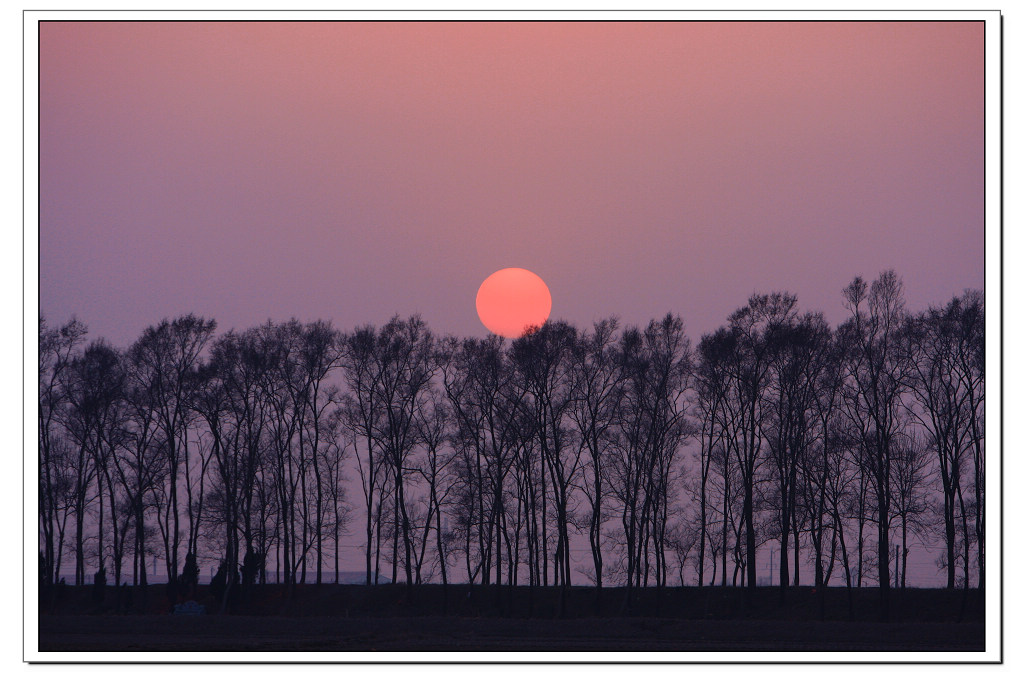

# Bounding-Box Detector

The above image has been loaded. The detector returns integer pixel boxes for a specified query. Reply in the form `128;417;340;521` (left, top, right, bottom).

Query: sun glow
475;268;552;338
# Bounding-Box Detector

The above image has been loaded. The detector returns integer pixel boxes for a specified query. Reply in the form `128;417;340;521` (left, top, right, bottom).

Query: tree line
38;271;984;620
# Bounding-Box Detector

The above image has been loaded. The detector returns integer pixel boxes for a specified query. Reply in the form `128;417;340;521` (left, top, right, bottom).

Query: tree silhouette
839;271;909;621
36;272;984;610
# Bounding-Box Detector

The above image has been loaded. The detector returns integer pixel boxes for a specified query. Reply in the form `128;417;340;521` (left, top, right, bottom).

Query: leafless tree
568;318;623;590
512;321;580;605
39;316;87;585
903;292;984;590
339;324;388;585
764;311;829;603
708;294;797;601
37;276;984;602
442;334;525;591
295;321;344;583
889;433;930;590
413;385;458;591
128;315;216;586
839;271;910;621
205;326;276;595
374;316;436;590
610;315;692;604
62;340;127;585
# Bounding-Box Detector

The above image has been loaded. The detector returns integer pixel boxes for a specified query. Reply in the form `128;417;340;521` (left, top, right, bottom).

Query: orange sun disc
475;268;552;338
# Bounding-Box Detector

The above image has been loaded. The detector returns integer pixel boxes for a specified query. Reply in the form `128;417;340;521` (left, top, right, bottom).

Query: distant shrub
241;548;264;586
92;566;107;604
181;552;200;596
210;562;227;603
39;552;51;588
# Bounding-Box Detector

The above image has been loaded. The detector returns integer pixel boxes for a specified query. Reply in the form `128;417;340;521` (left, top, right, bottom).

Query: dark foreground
39;614;983;652
37;584;985;653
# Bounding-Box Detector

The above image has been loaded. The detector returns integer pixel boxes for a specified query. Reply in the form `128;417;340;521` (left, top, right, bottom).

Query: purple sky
39;21;984;346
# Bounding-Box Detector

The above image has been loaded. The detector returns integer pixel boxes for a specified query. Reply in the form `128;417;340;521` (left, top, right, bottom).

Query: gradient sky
39;21;984;346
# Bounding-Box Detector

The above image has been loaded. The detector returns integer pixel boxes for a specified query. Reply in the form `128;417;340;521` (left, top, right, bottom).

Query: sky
39;20;984;347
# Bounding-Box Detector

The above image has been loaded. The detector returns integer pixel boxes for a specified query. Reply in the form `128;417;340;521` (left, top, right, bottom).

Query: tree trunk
877;482;890;622
744;478;756;601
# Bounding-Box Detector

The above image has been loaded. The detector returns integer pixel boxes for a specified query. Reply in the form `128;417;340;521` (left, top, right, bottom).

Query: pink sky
39;21;984;345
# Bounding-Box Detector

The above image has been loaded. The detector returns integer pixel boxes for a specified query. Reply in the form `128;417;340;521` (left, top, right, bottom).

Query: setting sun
475;267;552;338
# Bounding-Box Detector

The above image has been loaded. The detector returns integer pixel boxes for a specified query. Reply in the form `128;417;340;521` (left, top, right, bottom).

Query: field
36;583;985;654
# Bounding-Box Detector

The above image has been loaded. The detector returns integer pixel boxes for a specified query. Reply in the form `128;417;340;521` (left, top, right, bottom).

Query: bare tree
121;349;167;587
696;328;746;588
339;325;387;586
796;324;848;616
129;315;216;586
610;315;692;604
442;334;525;592
903;292;984;590
340;316;435;589
764;311;829;603
839;271;910;621
296;321;344;584
39;316;87;585
889;433;930;590
413;385;458;593
63;340;127;585
374;316;436;590
37;279;983;601
205;327;276;597
568;318;623;591
512;321;580;604
713;294;798;602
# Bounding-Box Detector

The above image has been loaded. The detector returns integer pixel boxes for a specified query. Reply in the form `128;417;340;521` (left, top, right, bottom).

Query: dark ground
36;583;985;653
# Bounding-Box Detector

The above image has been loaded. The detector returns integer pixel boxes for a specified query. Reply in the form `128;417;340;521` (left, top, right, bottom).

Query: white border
22;7;1003;666
981;6;1003;668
